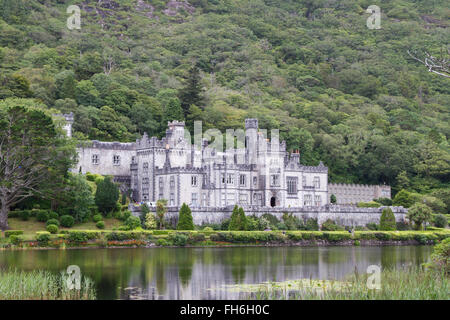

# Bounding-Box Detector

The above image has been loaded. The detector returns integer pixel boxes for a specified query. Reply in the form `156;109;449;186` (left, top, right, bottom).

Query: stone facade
328;183;391;205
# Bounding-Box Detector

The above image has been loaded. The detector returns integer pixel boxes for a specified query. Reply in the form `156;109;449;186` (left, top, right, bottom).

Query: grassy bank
0;269;96;300
1;229;450;249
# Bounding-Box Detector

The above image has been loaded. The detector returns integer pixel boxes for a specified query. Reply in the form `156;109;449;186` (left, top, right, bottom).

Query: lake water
0;246;432;299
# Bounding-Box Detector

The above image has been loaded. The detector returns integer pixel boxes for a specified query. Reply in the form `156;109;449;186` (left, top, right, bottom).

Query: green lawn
5;217;123;237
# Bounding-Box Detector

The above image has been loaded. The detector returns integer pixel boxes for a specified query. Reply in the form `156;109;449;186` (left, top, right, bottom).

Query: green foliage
156;199;168;230
46;224;58;234
60;174;95;223
95;176;119;215
36;232;51;246
366;223;379;231
48;211;59;220
430;238;449;273
144;213;157;230
19;210;29;221
380;208;397;231
96;221;105;229
60;215;74;228
169;233;188;246
229;206;248;231
93;214;103;223
408;203;433;230
375;198;393;206
36;211;49;222
46;219;59;227
124;216;141;230
330;194;337;204
4;230;23;237
393;190;418;208
433;214;448;228
305;218;319;231
177;203;194;230
357;201;381;208
321;219;345;231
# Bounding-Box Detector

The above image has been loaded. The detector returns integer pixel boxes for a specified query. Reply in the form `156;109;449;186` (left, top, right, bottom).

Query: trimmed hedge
4;230;24;237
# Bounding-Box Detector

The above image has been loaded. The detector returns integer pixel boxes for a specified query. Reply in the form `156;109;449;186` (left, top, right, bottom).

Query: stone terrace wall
140;205;408;227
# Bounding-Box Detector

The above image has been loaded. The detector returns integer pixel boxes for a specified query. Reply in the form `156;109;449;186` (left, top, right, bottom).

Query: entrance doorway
270;197;276;207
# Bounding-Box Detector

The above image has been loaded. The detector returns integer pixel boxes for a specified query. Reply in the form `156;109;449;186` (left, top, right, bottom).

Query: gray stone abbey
67;116;403;226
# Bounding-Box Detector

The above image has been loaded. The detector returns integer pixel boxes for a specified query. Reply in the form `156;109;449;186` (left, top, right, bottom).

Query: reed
249;267;449;300
0;269;96;300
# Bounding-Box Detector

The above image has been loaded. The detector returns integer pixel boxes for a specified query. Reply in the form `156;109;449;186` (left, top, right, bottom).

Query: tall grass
0;269;96;300
249;267;449;300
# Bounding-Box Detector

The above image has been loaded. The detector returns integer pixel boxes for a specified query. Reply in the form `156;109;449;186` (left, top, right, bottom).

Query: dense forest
0;0;449;197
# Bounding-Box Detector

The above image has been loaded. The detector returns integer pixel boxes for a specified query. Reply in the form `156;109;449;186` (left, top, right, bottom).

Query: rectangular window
170;193;175;206
170;176;175;188
226;173;234;185
253;176;257;186
92;154;99;165
270;175;280;187
113;155;121;166
239;194;248;205
192;193;198;206
253;193;262;205
227;193;235;205
287;177;298;195
304;194;312;206
221;192;226;206
143;162;149;173
239;174;246;186
191;175;198;186
315;195;321;206
221;173;226;184
202;193;207;206
143;177;149;185
302;176;306;187
314;176;320;188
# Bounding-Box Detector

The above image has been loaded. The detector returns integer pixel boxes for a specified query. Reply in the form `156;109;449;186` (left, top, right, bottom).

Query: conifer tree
177;203;194;230
178;64;203;117
229;205;247;230
379;208;396;230
94;176;119;215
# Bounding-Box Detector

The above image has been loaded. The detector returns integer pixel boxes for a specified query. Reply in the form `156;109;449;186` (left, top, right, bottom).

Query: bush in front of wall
46;219;60;227
46;224;58;234
321;219;345;231
124;216;141;230
366;223;379;231
380;208;396;231
20;210;29;221
60;215;75;228
177;203;194;230
434;214;448;228
169;233;188;246
96;221;105;229
305;218;319;231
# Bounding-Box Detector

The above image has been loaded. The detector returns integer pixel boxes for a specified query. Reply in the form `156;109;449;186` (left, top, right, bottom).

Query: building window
170;176;175;188
221;192;226;206
270;175;279;187
142;188;149;200
191;175;198;186
159;177;163;194
159;193;163;200
191;193;198;206
143;162;149;173
253;177;257;186
170;193;175;206
221;173;226;184
239;194;248;205
253;193;262;205
302;176;306;187
304;194;312;206
202;193;208;206
227;193;235;205
226;173;234;185
315;195;321;206
113;155;121;166
143;177;149;185
239;174;246;186
314;176;320;188
287;177;298;195
92;154;99;165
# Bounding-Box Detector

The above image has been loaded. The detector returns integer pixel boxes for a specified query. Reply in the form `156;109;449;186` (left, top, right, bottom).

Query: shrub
95;176;120;214
366;223;379;230
323;232;351;242
49;211;59;220
46;219;60;227
120;210;131;221
261;213;280;228
46;224;58;234
156;238;170;246
357;201;381;208
396;221;411;230
375;198;393;206
60;215;75;228
330;194;337;204
321;219;345;231
202;227;214;232
124;216;141;230
430;238;449;273
177;203;194;230
434;214;448;228
96;221;105;229
380;208;396;230
276;222;287;230
67;231;101;243
220;218;230;230
4;230;23;237
305;218;319;231
9;235;22;245
229;206;247;231
407;203;433;230
36;211;50;222
93;214;103;223
414;234;429;245
169;233;188;246
282;212;302;230
36;232;51;246
20;210;29;221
